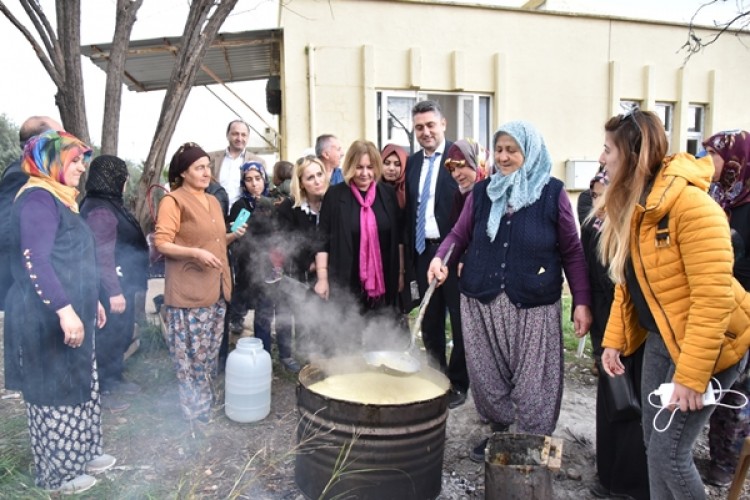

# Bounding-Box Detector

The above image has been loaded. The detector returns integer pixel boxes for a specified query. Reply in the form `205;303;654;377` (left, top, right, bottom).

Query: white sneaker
86;454;116;474
50;474;97;495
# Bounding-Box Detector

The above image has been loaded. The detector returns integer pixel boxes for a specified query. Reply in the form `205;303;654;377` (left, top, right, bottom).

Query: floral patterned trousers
166;300;226;421
26;354;103;489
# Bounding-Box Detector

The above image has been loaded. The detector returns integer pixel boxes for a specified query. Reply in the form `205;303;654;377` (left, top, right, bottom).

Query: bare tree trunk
2;0;246;227
101;0;143;155
134;0;239;231
0;0;89;145
55;0;89;145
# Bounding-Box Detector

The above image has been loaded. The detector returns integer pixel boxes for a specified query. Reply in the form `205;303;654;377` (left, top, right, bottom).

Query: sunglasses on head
445;158;466;171
619;105;641;125
618;106;643;153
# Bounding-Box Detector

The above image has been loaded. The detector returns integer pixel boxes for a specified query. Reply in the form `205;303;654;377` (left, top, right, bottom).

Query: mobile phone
231;208;251;232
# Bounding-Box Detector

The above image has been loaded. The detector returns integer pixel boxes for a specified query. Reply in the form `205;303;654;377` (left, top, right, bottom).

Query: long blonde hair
598;109;668;283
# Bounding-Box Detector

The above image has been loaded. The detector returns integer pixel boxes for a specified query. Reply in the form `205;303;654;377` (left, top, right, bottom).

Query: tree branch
22;0;63;69
680;0;750;63
101;0;144;154
135;0;239;229
0;1;63;86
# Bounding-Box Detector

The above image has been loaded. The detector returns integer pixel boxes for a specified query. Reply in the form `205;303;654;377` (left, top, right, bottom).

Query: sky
1;0;279;163
0;0;744;164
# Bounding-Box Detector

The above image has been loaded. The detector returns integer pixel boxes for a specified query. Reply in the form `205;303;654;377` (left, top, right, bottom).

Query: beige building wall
278;0;750;191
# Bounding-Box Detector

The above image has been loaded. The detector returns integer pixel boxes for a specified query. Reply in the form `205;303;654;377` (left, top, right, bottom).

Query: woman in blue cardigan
428;121;592;461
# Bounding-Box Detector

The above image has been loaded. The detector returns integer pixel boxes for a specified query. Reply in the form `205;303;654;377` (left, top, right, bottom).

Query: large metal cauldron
295;357;450;499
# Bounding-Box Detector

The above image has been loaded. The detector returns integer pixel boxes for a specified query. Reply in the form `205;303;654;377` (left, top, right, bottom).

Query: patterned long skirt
26;355;103;489
461;293;563;436
166;300;225;421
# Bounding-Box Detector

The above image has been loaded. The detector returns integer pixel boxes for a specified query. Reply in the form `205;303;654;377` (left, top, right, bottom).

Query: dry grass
0;317;303;499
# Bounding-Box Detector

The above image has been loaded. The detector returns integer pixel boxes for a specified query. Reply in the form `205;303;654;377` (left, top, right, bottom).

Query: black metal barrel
295;357;450;500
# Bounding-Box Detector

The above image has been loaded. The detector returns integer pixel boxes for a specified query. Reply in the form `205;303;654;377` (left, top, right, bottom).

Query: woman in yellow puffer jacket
598;108;750;499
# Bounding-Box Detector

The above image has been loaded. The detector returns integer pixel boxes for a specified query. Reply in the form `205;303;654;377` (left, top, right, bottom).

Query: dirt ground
0;280;747;499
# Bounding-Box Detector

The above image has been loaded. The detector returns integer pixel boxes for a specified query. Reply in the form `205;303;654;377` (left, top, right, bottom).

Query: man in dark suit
405;100;468;408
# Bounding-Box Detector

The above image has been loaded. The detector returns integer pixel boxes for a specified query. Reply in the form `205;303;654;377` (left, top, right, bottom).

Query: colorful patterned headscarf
240;161;269;209
703;130;750;211
485;121;552;242
19;130;92;212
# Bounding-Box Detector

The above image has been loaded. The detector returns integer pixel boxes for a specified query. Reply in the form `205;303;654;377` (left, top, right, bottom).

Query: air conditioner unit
565;160;600;191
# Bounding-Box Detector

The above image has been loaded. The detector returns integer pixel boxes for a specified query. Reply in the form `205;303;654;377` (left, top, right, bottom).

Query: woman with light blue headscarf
428;121;592;460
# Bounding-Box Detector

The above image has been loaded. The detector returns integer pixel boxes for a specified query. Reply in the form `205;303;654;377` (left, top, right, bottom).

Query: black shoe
589;483;610;498
448;388;467;409
469;437;489;463
280;357;301;373
590;482;635;499
229;320;244;335
490;421;510;432
705;464;733;486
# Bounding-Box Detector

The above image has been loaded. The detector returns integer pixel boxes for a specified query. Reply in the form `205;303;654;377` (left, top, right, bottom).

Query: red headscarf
380;144;408;209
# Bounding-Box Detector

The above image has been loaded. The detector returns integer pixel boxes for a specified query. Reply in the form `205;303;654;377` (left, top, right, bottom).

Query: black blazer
275;197;324;284
404;141;457;264
318;181;402;306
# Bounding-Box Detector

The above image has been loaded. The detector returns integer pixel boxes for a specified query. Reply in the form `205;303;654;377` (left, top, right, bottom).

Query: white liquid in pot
308;372;446;404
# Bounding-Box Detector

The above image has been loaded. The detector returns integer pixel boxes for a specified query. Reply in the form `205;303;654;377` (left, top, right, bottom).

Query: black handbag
600;355;642;423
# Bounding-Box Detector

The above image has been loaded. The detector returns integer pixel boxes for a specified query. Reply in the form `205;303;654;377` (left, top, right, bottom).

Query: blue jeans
253;293;293;360
641;332;747;499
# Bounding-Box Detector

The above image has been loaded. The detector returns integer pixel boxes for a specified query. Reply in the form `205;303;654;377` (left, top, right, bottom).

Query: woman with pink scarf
314;141;403;329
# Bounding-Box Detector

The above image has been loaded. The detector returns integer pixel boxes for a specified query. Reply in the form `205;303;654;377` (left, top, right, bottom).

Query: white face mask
648;378;749;432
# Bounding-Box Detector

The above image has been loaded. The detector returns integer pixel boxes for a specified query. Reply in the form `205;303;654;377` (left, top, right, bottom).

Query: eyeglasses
445;159;466;171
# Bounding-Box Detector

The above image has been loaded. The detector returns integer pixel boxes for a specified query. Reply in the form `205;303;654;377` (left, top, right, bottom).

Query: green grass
0;317;183;499
562;295;593;365
0;400;46;498
0;295;594;498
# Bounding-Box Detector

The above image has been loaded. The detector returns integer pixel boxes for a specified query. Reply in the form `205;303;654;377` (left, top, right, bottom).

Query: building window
379;94;415;150
686;104;705;155
655;102;674;152
377;91;492;154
